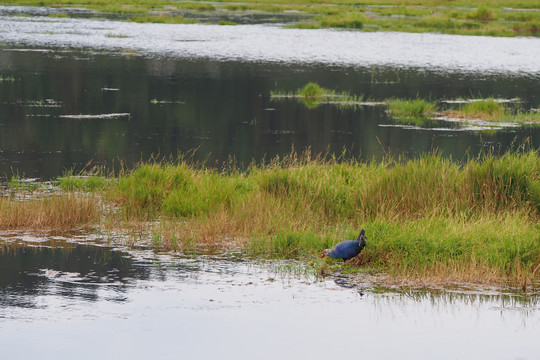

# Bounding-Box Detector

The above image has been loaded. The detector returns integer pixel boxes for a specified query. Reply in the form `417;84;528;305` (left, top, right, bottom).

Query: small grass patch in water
444;98;540;124
454;98;505;119
105;33;129;38
271;82;364;109
56;174;109;192
466;7;496;22
387;98;437;116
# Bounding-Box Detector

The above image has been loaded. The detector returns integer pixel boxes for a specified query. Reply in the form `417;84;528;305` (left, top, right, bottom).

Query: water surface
0;236;538;359
0;11;538;179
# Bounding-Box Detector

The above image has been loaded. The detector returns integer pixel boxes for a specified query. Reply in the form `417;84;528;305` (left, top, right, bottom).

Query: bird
320;229;367;265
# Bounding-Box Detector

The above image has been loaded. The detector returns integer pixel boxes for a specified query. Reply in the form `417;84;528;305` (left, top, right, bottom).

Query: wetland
0;6;539;358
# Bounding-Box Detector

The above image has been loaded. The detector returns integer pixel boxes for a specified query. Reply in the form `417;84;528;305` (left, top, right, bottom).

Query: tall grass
3;148;539;286
0;194;100;229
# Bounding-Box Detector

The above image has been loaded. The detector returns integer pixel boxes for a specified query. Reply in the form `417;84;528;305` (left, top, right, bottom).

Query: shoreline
1;1;539;37
2;149;538;292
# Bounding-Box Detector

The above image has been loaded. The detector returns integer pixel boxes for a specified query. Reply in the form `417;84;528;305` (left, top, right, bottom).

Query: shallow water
0;236;538;359
0;11;539;179
1;11;539;73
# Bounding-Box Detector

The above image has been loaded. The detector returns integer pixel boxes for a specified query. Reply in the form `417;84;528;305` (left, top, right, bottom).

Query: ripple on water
0;237;539;359
0;11;539;75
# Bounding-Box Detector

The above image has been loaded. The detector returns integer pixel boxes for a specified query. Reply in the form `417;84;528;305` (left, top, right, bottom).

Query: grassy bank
4;148;537;288
1;0;539;37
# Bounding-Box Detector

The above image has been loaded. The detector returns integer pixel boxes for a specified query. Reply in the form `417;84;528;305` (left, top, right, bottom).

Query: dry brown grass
0;194;101;230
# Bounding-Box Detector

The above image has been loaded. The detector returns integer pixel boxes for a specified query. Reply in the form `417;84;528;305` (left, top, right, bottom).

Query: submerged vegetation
2;147;539;289
1;0;540;37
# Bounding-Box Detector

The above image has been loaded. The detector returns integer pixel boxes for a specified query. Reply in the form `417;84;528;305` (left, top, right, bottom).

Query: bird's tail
356;228;366;241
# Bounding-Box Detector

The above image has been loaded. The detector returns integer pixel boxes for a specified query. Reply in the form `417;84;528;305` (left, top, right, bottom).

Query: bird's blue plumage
326;240;363;260
323;229;367;262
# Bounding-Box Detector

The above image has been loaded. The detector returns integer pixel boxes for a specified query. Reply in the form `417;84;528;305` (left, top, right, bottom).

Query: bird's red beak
320;249;326;258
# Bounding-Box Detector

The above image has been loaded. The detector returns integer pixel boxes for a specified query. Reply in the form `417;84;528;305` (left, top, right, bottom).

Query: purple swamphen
320;229;367;265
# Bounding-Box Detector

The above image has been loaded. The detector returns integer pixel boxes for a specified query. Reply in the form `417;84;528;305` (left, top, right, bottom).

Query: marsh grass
95;147;540;287
0;143;540;286
2;147;539;287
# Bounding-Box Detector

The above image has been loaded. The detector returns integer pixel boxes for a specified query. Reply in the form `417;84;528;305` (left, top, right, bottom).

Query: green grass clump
7;175;42;192
112;162;251;218
387;98;437;117
298;82;325;98
319;12;365;29
271;82;363;109
466;7;496;22
56;174;109;192
218;20;237;25
457;99;505;119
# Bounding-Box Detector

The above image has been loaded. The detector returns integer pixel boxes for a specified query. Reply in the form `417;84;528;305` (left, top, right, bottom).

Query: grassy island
1;148;539;290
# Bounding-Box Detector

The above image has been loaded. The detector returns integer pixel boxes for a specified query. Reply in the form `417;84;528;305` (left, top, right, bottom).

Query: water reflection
0;237;538;359
0;237;142;308
0;48;538;179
